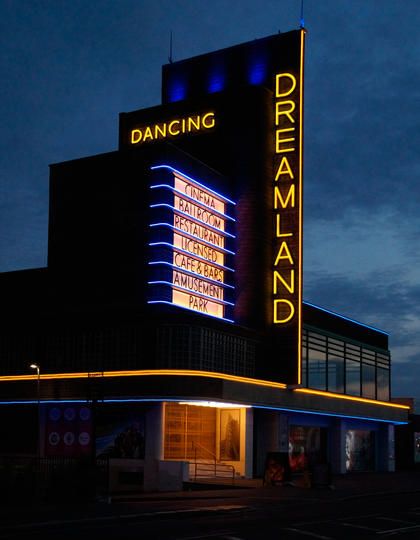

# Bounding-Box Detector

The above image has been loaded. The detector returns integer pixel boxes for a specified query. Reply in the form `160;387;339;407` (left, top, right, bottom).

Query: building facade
0;29;408;483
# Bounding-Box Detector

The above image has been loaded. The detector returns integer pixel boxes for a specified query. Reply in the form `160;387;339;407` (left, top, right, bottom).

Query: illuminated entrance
164;403;217;460
163;402;248;474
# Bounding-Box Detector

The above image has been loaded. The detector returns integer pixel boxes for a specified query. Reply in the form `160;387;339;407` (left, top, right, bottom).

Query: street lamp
30;364;40;458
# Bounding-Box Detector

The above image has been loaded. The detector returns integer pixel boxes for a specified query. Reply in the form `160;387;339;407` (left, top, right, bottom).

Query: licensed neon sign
148;165;235;321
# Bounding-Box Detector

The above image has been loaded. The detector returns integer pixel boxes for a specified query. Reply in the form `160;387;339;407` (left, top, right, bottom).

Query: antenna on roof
168;31;173;63
299;0;305;28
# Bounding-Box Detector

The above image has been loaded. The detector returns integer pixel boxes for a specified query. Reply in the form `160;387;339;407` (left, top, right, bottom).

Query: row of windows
0;326;146;374
301;329;390;401
0;324;256;376
156;325;256;376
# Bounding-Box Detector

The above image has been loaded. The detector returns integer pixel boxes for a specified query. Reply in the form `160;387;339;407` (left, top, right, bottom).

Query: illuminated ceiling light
178;401;251;408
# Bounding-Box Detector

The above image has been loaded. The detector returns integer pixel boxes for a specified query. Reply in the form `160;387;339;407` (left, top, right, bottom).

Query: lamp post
30;364;40;458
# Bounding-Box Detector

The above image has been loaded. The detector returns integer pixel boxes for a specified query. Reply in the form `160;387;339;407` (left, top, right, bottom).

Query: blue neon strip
148;300;234;323
150;204;235;236
151;164;236;205
150;184;235;221
148;260;234;289
303;301;389;336
149;244;234;272
150;258;233;275
150;221;235;240
0;398;407;423
149;242;235;272
0;400;89;405
149;239;235;256
252;404;407;425
148;280;234;306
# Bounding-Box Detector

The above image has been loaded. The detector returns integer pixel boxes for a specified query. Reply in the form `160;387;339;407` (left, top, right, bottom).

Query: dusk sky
1;1;419;396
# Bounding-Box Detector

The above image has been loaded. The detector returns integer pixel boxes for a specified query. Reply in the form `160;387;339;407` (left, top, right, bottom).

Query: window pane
308;348;326;390
328;355;344;393
301;344;307;386
346;359;360;396
377;367;390;401
362;363;376;399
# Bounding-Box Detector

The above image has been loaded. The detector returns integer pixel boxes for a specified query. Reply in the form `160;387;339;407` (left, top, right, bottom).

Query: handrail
189;441;235;483
191;441;217;461
189;461;236;483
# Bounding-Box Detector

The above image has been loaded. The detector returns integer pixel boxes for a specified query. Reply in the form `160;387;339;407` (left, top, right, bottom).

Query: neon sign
271;29;305;383
148;165;235;321
130;112;216;145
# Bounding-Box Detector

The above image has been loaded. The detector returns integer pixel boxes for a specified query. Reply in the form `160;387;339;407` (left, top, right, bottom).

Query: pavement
1;470;420;533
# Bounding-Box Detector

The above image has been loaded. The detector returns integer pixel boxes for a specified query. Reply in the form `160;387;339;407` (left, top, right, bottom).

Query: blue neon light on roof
151;165;235;205
167;80;187;103
148;300;234;323
303;301;389;336
208;74;225;93
248;61;267;85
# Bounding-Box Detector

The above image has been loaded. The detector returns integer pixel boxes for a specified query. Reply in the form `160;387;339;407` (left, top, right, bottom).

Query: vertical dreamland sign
147;165;235;322
270;29;305;384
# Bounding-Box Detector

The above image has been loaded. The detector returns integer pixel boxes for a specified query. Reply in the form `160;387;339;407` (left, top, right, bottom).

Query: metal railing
189;442;235;483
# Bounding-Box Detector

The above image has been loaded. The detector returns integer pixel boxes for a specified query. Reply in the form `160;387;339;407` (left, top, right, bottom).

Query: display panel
148;165;235;321
345;429;375;471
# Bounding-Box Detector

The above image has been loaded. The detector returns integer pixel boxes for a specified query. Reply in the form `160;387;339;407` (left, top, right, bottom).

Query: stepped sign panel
148;165;235;322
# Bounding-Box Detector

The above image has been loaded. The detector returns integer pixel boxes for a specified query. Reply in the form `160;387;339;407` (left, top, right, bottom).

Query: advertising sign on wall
44;404;92;457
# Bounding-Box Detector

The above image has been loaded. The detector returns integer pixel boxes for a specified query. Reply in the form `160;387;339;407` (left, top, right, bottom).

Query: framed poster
220;409;240;461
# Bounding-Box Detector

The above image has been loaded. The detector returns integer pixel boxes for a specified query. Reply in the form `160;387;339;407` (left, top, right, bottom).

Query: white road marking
283;527;333;539
376;524;420;535
341;521;379;531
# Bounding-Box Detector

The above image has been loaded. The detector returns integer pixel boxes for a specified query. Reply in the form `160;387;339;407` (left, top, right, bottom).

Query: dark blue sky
1;1;419;396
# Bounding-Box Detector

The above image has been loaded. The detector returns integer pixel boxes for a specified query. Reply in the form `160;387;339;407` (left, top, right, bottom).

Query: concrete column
145;402;164;461
244;408;254;478
330;419;346;474
377;424;395;472
253;409;288;477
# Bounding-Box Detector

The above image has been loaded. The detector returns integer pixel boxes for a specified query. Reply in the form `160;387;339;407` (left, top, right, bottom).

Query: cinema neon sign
148;165;235;321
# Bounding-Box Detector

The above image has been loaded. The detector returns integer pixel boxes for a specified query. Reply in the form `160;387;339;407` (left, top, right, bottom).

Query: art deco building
0;29;408;483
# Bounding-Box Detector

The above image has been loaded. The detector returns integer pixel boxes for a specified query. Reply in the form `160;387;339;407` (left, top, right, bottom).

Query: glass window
327;355;344;393
377;367;390;401
346;358;361;396
308;348;326;390
301;343;307;387
362;363;376;399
